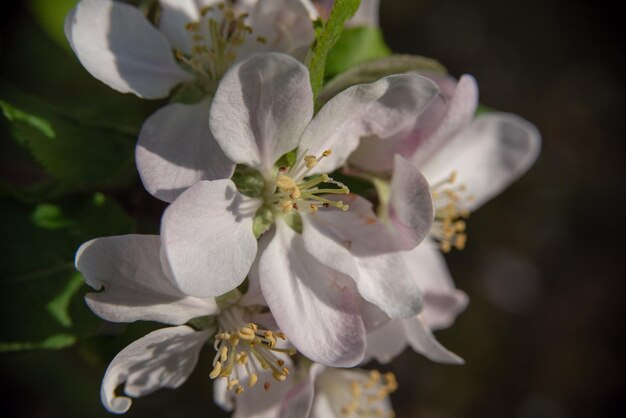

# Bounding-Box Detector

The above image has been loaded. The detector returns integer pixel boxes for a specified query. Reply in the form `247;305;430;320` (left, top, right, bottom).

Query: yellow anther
279;199;293;213
235;386;244;395
239;326;255;340
256;36;267;44
219;346;228;362
209;361;222;379
276;332;286;339
248;373;258;387
272;371;287;381
290;187;302;199
227;379;240;390
277;175;297;191
322;149;332;157
310;204;318;213
304;155;317;169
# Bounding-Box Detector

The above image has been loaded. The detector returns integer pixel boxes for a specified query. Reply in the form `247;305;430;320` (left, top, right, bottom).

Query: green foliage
326;26;391;78
232;165;266;198
308;0;361;108
318;54;447;105
28;0;77;50
0;194;134;351
0;87;136;192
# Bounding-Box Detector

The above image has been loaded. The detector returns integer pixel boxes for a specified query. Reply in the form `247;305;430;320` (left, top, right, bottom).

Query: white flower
65;0;317;202
348;74;541;364
239;363;398;418
156;52;442;366
75;234;297;414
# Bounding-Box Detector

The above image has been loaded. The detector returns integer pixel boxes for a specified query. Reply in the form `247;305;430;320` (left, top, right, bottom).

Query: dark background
1;0;624;417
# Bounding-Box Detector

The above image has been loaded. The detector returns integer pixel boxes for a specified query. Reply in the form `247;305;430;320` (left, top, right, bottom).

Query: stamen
337;369;398;418
270;150;350;215
211;319;296;396
430;171;474;252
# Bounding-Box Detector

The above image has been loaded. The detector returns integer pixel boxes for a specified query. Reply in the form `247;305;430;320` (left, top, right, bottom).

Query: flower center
210;307;296;395
270;149;350;214
174;2;263;94
337;370;398;418
430;171;475;253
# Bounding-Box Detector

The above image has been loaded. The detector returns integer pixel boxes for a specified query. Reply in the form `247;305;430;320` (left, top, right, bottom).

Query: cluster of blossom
67;0;540;416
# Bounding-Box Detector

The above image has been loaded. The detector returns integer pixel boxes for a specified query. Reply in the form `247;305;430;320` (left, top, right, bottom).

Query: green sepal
284;212;303;234
231;165;266;198
253;206;275;238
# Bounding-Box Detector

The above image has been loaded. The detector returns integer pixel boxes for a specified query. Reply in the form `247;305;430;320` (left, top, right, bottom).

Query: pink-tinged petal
401;241;468;330
76;235;218;325
365;319;408;364
410;74;479;166
238;0;316;60
257;220;366;367
388;155;434;249
302;197;423;319
420;112;542;211
230;369;294;418
402;315;464;364
102;326;210;413
348;74;459;174
66;0;192;98
136;99;235;202
299;74;440;175
161;180;259;297
279;363;326;418
209;53;313;175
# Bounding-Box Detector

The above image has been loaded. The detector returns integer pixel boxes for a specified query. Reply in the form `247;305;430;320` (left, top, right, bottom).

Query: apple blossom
75;234;296;414
154;52;442;367
65;0;317;201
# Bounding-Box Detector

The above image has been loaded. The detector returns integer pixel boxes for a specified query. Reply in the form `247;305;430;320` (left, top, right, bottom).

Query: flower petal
401;241;468;330
402;315;464;364
302;198;423;319
279;363;325;418
238;0;316;60
298;74;440;175
365;319;408;364
136;99;235;202
410;74;479;166
209;53;313;175
420;112;542;211
388;155;434;249
76;235;218;324
66;0;192;98
161;180;259;297
256;220;366;367
157;0;212;54
102;326;210;413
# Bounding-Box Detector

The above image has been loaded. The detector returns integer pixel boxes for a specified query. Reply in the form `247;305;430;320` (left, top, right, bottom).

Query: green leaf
28;0;77;51
0;195;134;352
308;0;361;107
0;92;136;190
318;54;448;105
326;26;391;78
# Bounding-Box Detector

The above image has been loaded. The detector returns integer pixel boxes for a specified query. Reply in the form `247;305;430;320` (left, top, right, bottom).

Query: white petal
279;363;326;418
410;74;479;166
101;326;209;413
66;0;192;98
298;74;440;175
238;0;316;61
302;198;423;319
257;220;366;367
136;99;235;202
209;53;313;175
158;0;201;54
75;235;218;324
388;155;434;249
402;315;464;364
365;319;408;364
401;241;468;330
420;112;542;211
161;180;259;297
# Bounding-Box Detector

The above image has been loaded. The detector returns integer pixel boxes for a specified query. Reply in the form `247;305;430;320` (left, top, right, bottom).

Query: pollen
339;370;398;418
430;171;474;253
269;150;350;215
210;319;296;396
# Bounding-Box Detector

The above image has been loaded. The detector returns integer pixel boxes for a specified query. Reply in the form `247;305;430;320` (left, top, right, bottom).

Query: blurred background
1;0;623;417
